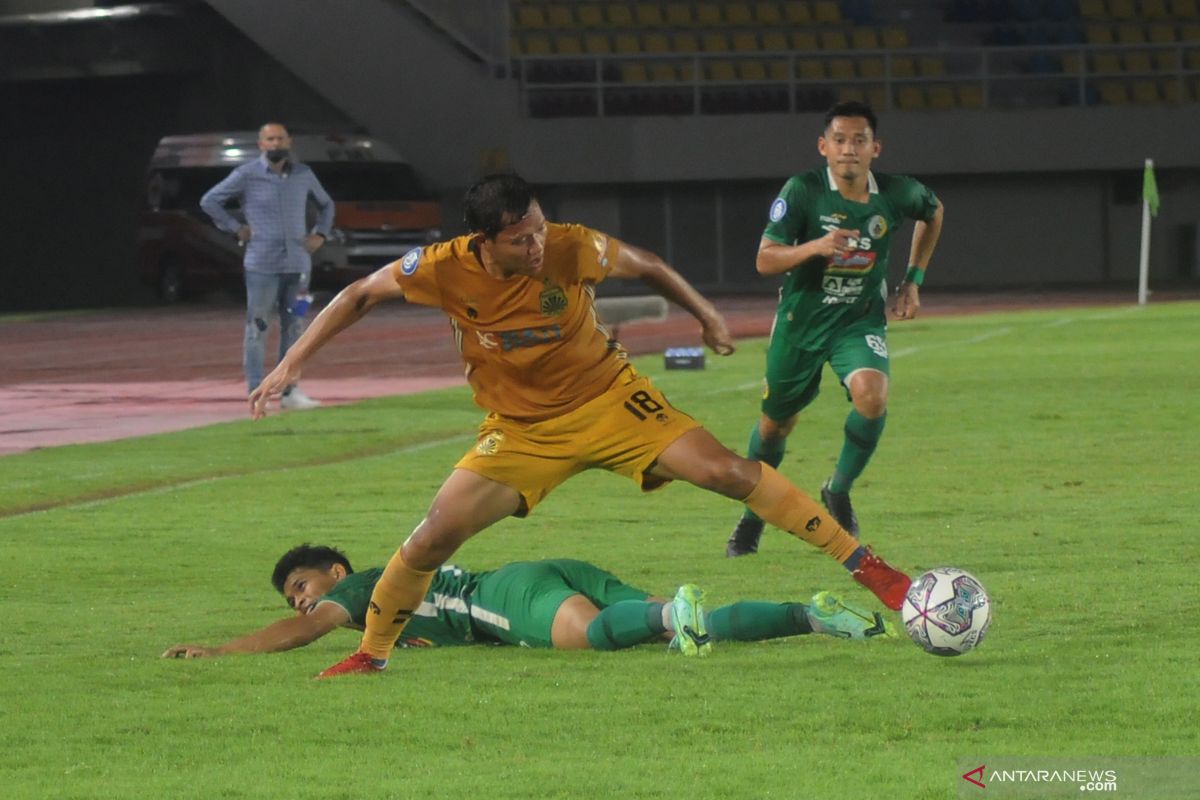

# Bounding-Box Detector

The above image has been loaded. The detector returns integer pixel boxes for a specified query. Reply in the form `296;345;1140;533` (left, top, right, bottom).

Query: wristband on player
902;266;925;287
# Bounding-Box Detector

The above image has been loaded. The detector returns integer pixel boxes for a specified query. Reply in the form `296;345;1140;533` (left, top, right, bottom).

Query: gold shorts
455;369;701;516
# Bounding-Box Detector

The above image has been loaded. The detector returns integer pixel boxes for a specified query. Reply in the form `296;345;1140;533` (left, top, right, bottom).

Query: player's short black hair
824;101;878;136
271;544;353;594
463;172;537;239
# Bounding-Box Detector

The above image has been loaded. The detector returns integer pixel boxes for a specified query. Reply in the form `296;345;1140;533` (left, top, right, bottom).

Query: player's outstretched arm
607;240;735;355
755;230;860;276
249;264;406;418
162;602;349;659
893;200;945;321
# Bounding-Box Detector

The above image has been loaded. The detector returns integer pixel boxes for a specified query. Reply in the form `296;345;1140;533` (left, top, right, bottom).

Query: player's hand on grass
892;282;921;320
162;644;218;659
249;360;302;419
701;315;735;356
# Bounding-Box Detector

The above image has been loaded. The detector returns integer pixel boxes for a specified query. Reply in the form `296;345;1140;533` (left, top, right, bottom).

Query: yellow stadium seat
649;63;678;81
555;34;583;55
707;61;737;81
828;58;856;79
797;58;826;79
1098;81;1130;103
516;6;547;30
733;32;760;52
1160;77;1188;102
702;33;730;52
510;36;522;57
696;2;723;26
621;63;649;82
839;86;866;103
1187;49;1200;67
858;57;885;78
672;32;700;53
852;28;881;49
1060;53;1083;73
783;1;813;25
821;30;850;50
1078;0;1105;16
577;5;604;28
1170;0;1199;15
919;56;946;77
882;28;910;49
584;32;611;55
755;2;783;25
867;86;888;108
813;0;842;23
1108;0;1135;18
958;84;985;108
791;31;819;50
1124;51;1152;71
1181;23;1200;40
1141;0;1169;17
524;34;552;56
1148;24;1176;43
606;3;634;28
762;31;788;51
892;57;916;77
546;5;575;29
1154;50;1180;69
1092;52;1122;72
727;3;754;26
678;62;697;81
768;59;790;80
643;33;670;54
634;3;664;27
615;33;640;54
665;3;694;26
928;86;955;109
1116;25;1146;44
1131;79;1160;102
1086;25;1114;44
739;60;768;80
896;85;925;109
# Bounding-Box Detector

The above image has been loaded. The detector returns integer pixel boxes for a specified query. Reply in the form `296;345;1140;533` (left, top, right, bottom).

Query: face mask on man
265;148;289;163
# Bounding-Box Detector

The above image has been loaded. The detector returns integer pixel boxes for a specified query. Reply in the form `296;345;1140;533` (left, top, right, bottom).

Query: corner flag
1138;159;1156;306
1143;161;1160;217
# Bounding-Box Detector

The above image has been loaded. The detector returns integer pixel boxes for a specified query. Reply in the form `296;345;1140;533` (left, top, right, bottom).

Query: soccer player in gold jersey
248;173;911;677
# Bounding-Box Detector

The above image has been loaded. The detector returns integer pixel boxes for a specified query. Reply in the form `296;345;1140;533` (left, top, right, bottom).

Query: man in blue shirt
201;122;335;409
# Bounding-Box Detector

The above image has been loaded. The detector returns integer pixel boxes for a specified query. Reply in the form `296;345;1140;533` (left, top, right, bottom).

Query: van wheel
158;260;184;303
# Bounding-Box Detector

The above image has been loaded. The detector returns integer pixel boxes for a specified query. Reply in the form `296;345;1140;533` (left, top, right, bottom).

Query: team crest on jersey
400;247;422;276
539;282;568;316
867;215;888;239
769;198;788;222
476;430;505;455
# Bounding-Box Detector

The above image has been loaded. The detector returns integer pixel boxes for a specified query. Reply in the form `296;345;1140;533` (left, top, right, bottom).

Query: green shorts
468;559;650;648
762;314;890;421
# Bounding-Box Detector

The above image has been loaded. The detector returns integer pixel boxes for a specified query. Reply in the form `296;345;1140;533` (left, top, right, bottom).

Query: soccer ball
901;567;991;656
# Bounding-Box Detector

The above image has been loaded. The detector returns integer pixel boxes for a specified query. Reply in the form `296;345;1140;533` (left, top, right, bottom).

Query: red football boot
316;651;386;679
851;551;911;611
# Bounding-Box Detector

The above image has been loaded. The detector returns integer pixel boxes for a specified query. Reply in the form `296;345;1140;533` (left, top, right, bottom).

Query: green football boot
668;584;712;657
807;591;896;640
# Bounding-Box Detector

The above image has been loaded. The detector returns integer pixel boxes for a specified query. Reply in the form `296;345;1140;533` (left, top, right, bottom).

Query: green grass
2;302;1197;799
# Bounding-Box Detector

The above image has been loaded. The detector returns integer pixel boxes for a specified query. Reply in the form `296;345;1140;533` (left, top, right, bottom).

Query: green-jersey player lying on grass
163;544;893;664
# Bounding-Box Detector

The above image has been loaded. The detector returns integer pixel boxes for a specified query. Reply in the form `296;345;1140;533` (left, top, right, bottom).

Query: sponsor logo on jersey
476;430;505;455
769;198;788;222
867;215;888;238
826;250;877;275
539;283;568;316
400;247;422;275
475;330;498;350
821;275;867;304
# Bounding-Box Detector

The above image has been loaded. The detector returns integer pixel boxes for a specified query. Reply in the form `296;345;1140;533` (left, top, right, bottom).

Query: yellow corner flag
1143;160;1160;217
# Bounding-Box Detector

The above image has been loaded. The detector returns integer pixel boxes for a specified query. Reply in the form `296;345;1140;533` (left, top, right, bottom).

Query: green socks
585;601;666;651
706;602;811;642
830;411;886;493
742;423;787;523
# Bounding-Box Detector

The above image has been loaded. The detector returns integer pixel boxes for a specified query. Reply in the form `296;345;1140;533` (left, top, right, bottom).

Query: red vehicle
138;131;442;301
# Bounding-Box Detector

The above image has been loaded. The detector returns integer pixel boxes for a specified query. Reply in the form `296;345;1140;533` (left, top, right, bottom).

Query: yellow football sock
358;549;436;660
742;464;860;564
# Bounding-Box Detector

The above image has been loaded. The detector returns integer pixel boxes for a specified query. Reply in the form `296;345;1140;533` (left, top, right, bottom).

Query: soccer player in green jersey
726;101;945;557
162;544;893;662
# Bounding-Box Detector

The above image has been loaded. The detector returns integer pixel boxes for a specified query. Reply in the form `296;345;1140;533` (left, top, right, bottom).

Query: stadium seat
1108;0;1136;19
1123;51;1152;71
958;84;986;107
696;2;723;26
1187;49;1200;67
813;0;842;24
928;86;956;109
702;33;730;52
707;60;737;81
515;5;548;30
665;3;694;26
1141;0;1169;16
727;3;755;26
755;1;783;25
524;34;553;56
1148;24;1176;43
584;33;611;55
867;86;888;108
606;4;635;28
1086;25;1114;45
783;1;813;25
852;28;882;49
1181;23;1200;40
762;31;788;51
621;63;649;82
859;57;885;78
1154;50;1180;69
615;33;640;54
1116;25;1146;44
1170;0;1199;16
1098;80;1130;103
733;32;760;52
672;32;700;53
739;60;768;80
1092;52;1122;72
821;30;850;50
797;58;826;79
768;59;790;80
546;5;575;29
1159;76;1188;102
882;28;910;49
892;57;917;77
828;57;856;79
577;5;604;28
643;33;670;54
1060;53;1083;73
791;31;819;50
896;85;925;109
919;56;947;76
555;34;583;55
839;86;867;103
1078;0;1106;16
649;62;678;81
1131;79;1160;102
634;3;664;27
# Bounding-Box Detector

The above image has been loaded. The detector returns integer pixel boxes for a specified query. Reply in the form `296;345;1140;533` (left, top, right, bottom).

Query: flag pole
1137;158;1153;307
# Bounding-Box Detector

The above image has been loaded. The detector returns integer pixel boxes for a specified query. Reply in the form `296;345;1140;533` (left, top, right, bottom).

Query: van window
309;162;431;202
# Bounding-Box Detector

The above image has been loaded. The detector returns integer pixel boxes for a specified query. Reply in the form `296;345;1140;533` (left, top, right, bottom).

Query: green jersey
763;168;939;345
317;565;483;648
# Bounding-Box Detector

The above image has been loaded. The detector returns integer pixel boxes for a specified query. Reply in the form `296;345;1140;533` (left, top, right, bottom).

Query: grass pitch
1;302;1197;799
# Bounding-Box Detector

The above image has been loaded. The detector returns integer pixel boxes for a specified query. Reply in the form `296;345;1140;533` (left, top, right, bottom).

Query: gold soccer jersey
389;223;627;421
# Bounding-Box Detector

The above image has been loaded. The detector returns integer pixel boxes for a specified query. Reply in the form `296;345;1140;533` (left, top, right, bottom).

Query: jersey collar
825;166;878;194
